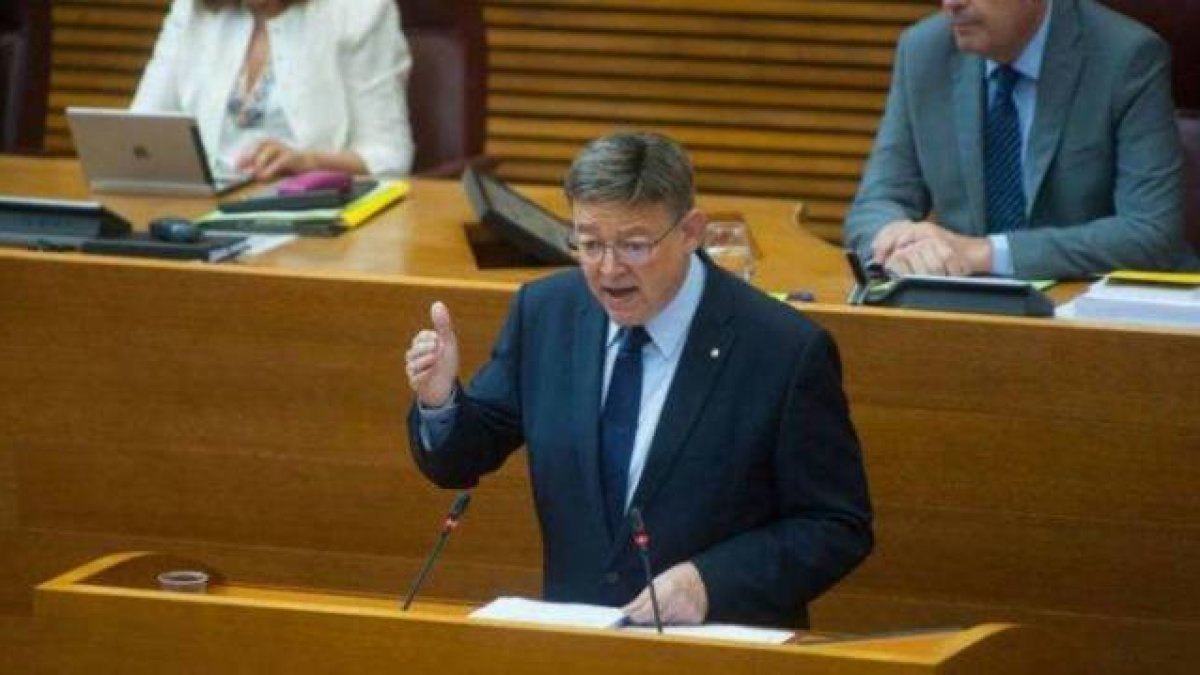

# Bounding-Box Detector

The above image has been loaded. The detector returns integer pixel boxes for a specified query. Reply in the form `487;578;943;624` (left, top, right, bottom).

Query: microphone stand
629;507;664;634
402;491;471;611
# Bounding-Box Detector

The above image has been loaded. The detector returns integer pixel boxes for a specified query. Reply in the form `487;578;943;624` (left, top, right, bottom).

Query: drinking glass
157;570;209;593
703;218;755;282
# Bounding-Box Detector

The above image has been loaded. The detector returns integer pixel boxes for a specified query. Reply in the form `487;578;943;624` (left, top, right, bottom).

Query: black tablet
844;249;1054;317
880;274;1055;317
461;167;576;265
0;195;131;238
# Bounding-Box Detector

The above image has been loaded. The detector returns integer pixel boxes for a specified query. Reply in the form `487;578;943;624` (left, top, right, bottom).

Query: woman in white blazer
132;0;414;180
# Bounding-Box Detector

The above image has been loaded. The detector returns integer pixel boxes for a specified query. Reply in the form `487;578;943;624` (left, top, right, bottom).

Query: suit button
604;572;620;584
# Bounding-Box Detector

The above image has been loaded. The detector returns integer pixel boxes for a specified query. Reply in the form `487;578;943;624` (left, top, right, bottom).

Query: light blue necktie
599;326;649;537
984;65;1027;233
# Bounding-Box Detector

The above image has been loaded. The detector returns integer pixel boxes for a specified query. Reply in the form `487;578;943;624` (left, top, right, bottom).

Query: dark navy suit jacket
408;259;872;628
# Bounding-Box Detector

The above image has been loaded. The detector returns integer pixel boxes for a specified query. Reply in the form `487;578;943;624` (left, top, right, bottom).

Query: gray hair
563;131;695;223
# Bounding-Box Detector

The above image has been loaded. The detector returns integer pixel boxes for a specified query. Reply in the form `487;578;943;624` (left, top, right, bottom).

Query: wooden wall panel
484;0;933;242
3;245;1198;673
44;0;938;243
46;1;163;153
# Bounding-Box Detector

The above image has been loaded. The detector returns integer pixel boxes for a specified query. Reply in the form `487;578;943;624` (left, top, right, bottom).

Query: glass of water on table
703;215;755;282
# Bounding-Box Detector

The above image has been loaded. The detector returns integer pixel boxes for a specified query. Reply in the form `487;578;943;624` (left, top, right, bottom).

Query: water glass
704;218;755;282
157;570;210;593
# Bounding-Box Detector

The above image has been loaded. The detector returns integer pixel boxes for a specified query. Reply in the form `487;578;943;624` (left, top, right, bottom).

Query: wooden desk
0;156;849;297
2;157;1197;674
34;553;1054;675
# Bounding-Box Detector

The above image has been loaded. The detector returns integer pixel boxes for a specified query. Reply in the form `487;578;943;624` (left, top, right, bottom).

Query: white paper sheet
621;623;794;644
207;232;297;258
469;597;627;629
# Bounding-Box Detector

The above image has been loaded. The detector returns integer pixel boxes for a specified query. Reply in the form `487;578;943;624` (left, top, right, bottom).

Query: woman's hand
236;139;316;181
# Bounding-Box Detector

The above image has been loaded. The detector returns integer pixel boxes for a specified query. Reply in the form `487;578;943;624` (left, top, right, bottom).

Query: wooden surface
809;306;1200;674
44;0;942;242
33;552;1050;675
0;155;849;298
1;156;1198;673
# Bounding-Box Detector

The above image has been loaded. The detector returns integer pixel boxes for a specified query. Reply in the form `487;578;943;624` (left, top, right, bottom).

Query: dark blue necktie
984;65;1027;233
599;326;649;536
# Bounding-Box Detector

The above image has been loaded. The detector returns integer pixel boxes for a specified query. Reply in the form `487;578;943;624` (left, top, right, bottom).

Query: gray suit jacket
844;0;1190;279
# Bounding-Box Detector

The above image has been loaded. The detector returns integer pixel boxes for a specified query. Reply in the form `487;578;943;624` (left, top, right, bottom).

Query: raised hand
404;301;460;407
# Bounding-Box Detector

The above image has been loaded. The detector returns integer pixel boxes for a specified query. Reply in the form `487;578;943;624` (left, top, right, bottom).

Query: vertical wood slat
44;0;932;243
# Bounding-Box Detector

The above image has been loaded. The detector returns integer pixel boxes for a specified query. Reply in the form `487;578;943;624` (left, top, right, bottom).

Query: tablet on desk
845;250;1055;317
66;107;250;197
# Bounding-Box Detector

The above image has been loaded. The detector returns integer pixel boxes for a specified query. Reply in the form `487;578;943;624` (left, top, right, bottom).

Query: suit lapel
606;268;736;554
571;297;609;539
1025;0;1082;215
953;52;988;235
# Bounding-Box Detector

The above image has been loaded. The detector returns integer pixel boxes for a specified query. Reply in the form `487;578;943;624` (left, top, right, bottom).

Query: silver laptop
66;107;250;196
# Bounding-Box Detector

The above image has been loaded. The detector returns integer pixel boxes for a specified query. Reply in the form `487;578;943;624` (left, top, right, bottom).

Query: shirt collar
606;253;706;359
985;0;1052;83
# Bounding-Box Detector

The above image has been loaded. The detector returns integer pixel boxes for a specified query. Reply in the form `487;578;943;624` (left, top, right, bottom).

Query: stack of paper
622;623;794;644
468;597;795;644
1059;271;1200;328
469;597;626;629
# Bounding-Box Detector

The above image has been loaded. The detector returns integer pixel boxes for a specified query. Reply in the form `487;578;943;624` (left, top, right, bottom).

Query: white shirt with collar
131;0;414;177
601;252;706;509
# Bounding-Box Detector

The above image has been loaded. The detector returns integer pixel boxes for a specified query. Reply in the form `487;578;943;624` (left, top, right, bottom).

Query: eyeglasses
567;216;683;266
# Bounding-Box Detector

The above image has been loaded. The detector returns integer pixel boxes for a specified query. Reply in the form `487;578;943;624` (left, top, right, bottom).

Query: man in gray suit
845;0;1190;279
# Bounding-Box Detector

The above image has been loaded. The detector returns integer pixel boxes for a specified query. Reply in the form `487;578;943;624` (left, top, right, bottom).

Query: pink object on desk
277;170;353;196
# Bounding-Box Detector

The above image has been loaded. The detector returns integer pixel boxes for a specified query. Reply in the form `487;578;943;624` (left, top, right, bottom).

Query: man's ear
679;208;707;249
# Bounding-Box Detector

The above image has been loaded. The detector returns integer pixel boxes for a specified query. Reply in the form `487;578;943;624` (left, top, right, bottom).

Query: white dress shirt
600;253;706;508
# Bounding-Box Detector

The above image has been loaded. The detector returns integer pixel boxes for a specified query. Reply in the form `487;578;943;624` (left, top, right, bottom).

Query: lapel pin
710;347;720;359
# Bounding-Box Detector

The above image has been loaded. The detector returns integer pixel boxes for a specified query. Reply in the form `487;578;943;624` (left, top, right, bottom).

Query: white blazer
132;0;414;176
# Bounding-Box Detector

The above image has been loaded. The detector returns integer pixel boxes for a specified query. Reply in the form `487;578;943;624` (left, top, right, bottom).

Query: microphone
401;491;471;611
628;506;664;634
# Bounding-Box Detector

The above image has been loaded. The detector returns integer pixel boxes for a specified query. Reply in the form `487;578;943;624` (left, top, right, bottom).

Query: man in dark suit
404;132;872;628
845;0;1191;279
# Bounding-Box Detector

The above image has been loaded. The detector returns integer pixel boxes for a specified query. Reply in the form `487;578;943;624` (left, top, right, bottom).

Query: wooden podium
33;553;1054;675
